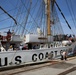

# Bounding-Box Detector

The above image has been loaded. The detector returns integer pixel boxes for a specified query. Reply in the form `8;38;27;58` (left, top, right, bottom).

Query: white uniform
0;46;6;52
62;51;67;59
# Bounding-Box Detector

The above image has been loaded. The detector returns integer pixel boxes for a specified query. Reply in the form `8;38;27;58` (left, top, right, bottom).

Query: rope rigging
51;1;64;35
33;0;45;33
55;1;76;35
20;0;32;35
55;1;72;31
20;0;39;28
65;0;76;29
69;0;76;21
0;0;76;36
26;0;39;34
0;6;17;25
21;0;45;35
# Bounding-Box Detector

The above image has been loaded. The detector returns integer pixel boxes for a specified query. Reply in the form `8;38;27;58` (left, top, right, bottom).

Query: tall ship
0;0;76;68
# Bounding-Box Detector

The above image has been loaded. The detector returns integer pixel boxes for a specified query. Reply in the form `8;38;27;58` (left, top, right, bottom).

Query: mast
44;0;54;42
46;0;53;43
47;0;51;36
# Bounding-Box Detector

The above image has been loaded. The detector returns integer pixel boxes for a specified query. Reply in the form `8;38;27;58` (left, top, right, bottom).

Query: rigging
65;0;76;29
0;6;17;25
55;1;75;34
51;2;64;35
20;0;39;29
20;0;32;35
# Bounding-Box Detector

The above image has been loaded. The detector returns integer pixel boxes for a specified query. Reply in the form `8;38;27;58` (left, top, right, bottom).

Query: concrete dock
0;56;76;75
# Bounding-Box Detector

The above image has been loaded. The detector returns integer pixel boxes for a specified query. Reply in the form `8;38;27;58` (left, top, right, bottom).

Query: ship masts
47;0;51;36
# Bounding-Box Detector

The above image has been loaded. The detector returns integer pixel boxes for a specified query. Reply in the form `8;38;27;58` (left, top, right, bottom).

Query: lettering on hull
0;56;22;67
0;48;74;67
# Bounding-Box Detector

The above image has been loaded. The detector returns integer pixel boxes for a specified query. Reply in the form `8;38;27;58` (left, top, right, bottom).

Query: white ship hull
0;42;76;69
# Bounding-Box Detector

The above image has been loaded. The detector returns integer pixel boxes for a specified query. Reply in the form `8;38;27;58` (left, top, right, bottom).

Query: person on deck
19;44;23;50
22;45;28;50
8;45;13;51
6;29;12;41
0;45;6;52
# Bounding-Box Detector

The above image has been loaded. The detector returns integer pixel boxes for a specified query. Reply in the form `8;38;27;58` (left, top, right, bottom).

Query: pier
0;56;76;75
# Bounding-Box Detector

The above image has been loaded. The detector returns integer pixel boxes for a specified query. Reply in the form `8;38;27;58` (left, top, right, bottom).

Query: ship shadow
48;62;75;69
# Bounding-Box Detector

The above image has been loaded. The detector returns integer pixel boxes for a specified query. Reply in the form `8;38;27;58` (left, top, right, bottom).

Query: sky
56;0;76;35
0;0;76;36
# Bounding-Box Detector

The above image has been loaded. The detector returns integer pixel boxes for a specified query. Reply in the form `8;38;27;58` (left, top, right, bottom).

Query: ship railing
39;41;66;49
